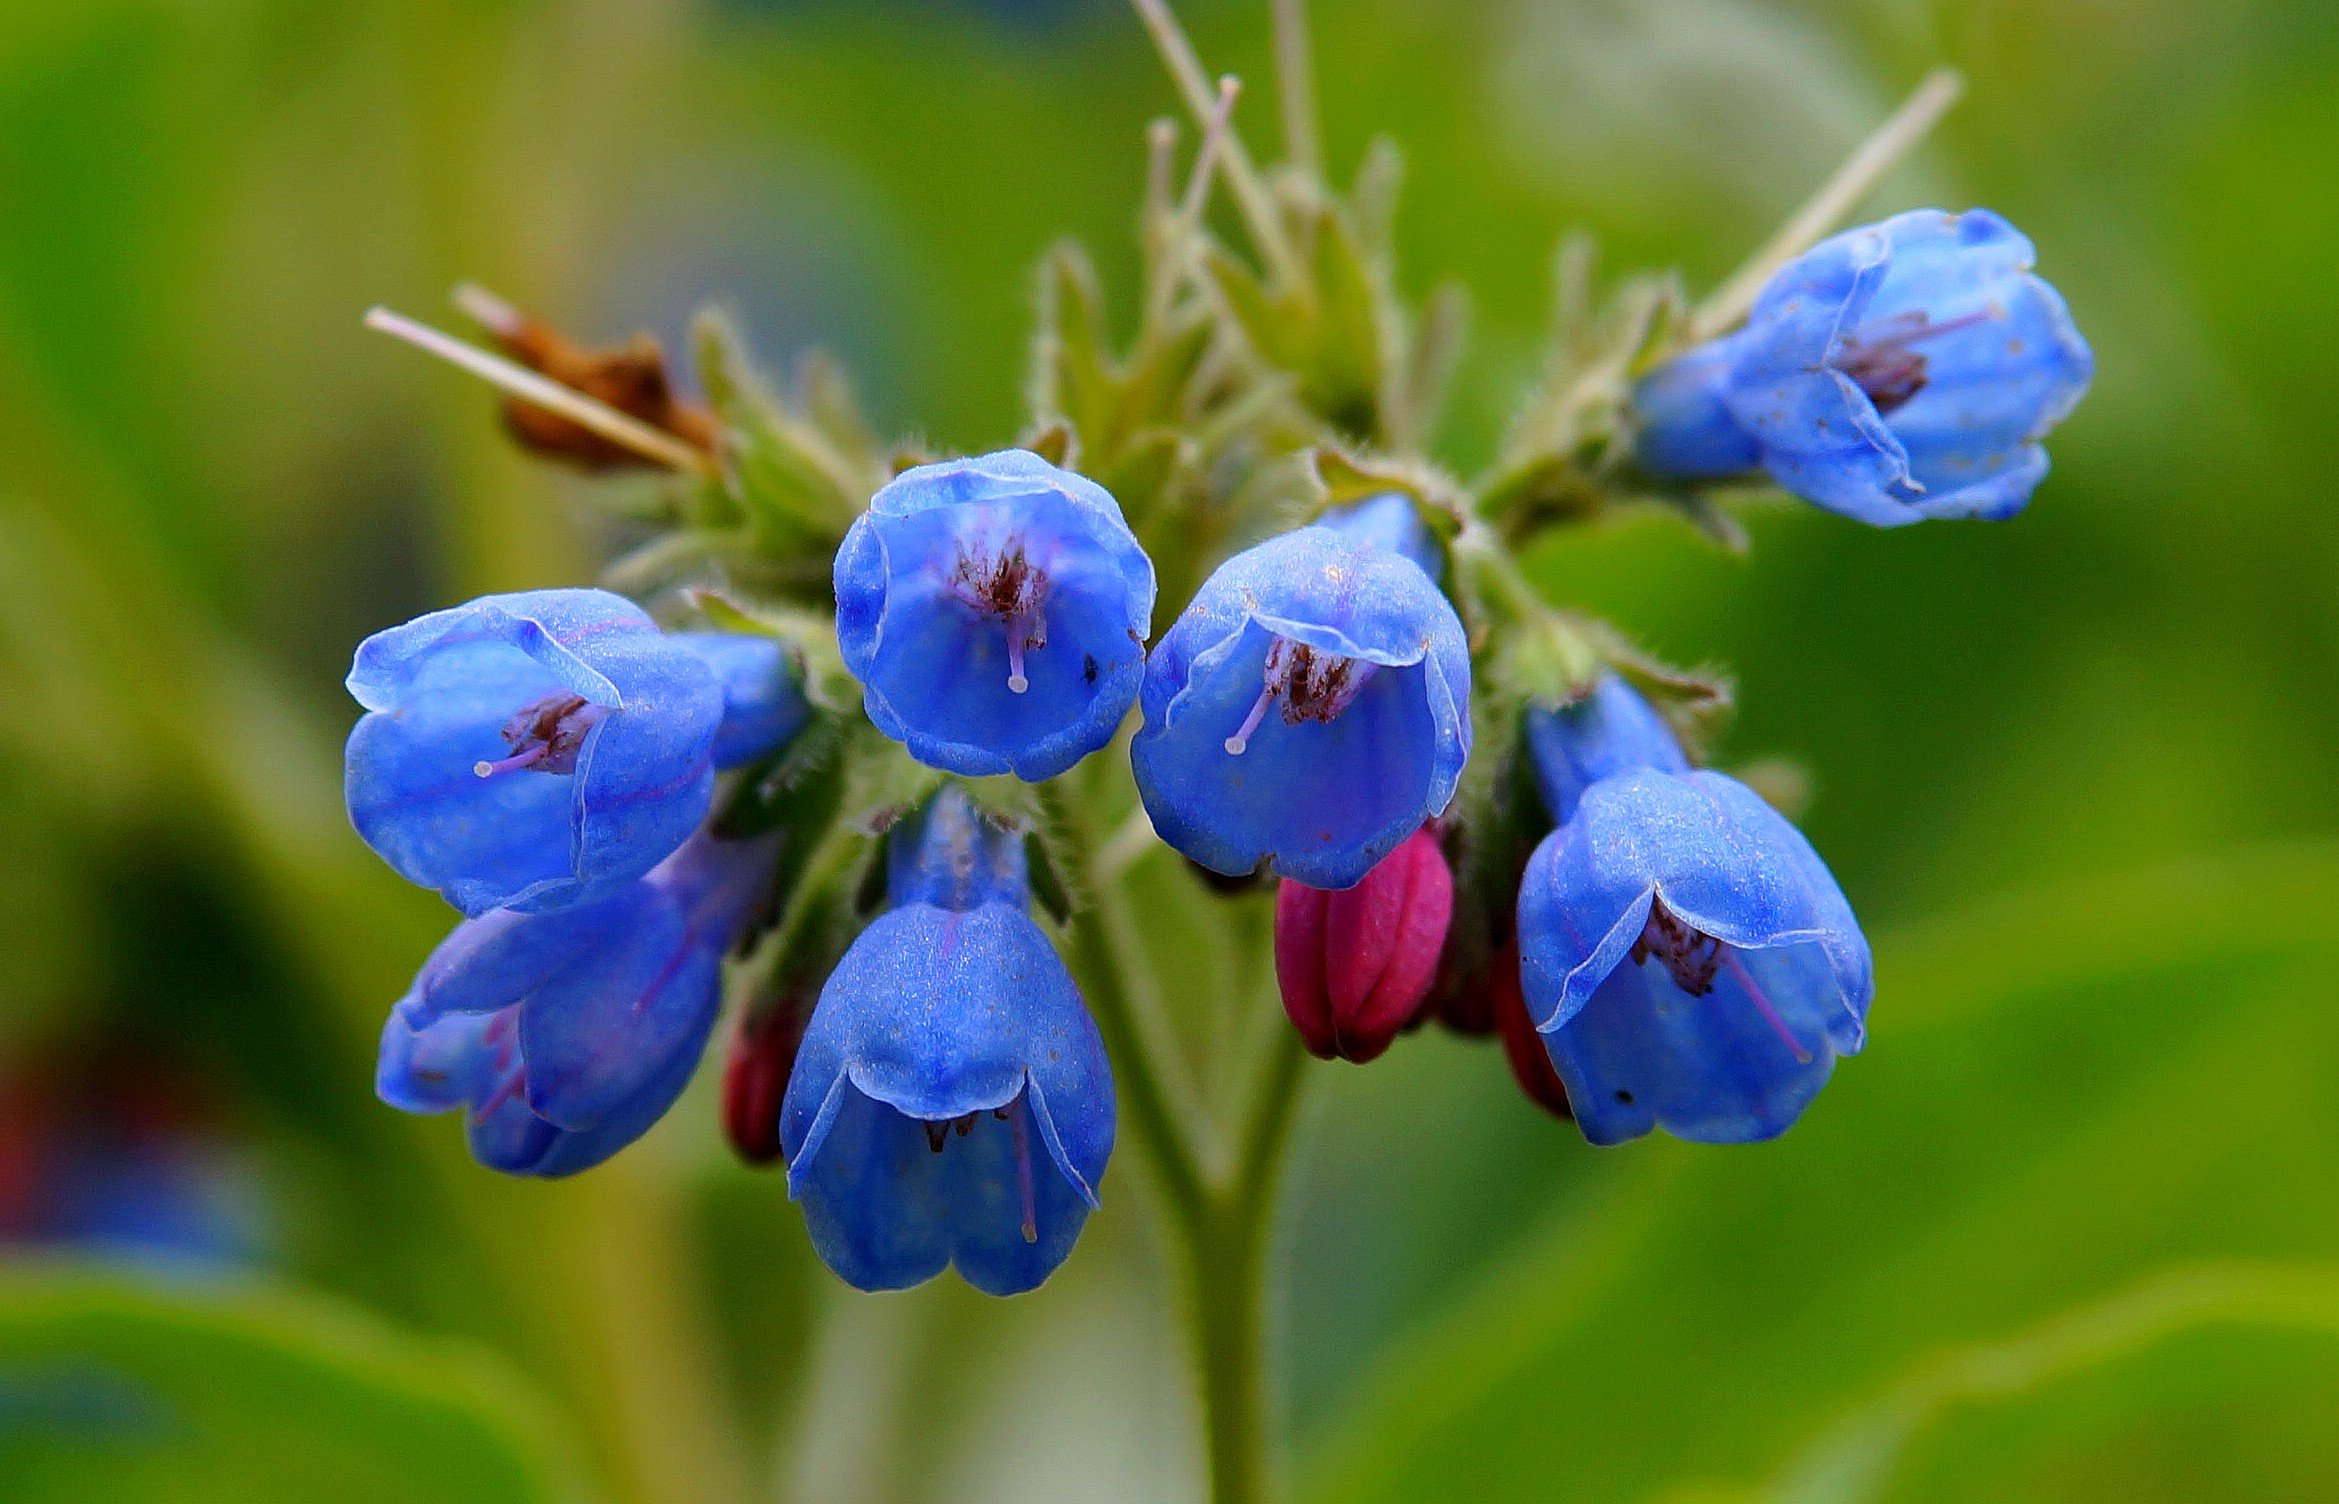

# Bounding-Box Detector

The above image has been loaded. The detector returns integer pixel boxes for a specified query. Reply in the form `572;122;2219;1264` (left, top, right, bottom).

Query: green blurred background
5;0;2339;1499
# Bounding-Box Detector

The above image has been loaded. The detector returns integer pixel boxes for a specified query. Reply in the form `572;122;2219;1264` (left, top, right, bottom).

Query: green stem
1186;1029;1310;1504
1037;781;1314;1504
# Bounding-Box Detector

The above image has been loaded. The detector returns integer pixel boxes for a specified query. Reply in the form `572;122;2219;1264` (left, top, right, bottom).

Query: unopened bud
1274;827;1453;1063
1490;939;1572;1120
722;1001;809;1166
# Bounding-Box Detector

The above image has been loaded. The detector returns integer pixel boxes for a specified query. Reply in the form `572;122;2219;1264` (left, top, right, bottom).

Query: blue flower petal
344;588;725;916
1633;207;2090;528
1630;341;1763;478
1317;493;1446;582
1133;525;1471;889
835;450;1154;782
669;632;814;770
1516;768;1871;1145
1523;674;1690;825
781;902;1114;1295
1547;940;1853;1145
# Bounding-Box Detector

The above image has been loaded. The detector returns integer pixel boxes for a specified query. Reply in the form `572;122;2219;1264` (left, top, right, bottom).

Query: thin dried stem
1145;78;1243;337
1145;117;1180;236
1271;0;1322;178
1129;0;1304;289
364;306;715;477
1692;69;1965;342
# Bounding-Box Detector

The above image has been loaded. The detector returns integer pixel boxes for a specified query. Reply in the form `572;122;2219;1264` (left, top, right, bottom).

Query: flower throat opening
950;538;1050;695
473;691;610;779
1224;638;1377;756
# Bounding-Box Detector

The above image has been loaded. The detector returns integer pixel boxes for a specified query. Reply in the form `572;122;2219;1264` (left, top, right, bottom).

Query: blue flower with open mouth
1633;208;2093;525
834;449;1155;782
779;789;1114;1296
346;589;800;917
375;830;776;1177
1516;766;1872;1145
1132;521;1471;889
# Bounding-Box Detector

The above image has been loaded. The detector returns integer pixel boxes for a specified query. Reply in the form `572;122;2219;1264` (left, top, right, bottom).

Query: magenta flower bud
1274;827;1454;1063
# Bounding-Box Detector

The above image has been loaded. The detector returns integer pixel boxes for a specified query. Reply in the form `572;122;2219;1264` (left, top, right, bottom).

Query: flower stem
1038;779;1313;1504
1183;1025;1307;1504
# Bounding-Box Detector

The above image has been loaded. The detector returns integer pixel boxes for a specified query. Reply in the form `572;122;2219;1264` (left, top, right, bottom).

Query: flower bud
722;1001;809;1167
1489;939;1571;1120
1274;826;1453;1063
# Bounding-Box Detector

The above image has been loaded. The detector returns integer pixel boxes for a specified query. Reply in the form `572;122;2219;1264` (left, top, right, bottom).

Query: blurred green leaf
1304;843;2339;1504
0;1272;586;1504
1755;1262;2339;1504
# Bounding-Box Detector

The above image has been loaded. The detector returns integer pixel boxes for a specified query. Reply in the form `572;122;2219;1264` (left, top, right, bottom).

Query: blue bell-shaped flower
779;789;1115;1296
346;589;800;916
1633;208;2093;526
834;449;1155;782
1131;517;1471;889
1515;765;1872;1145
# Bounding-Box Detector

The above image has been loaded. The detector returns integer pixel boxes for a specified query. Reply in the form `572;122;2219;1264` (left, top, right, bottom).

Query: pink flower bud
1490;939;1572;1120
722;1001;808;1166
1274;827;1454;1063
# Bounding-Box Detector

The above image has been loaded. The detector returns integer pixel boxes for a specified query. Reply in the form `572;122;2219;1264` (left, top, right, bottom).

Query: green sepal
693;309;876;548
840;731;947;838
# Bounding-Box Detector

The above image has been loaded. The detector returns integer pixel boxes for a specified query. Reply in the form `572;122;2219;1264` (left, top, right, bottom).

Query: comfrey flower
779;789;1114;1296
834;449;1155;782
1632;209;2093;526
346;589;801;916
375;831;775;1178
1515;678;1872;1144
1131;508;1471;889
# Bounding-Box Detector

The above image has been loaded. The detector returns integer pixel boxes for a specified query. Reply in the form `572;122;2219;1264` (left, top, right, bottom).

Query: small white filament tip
1006;631;1030;694
472;760;495;778
1009;674;1030;695
1225;683;1275;757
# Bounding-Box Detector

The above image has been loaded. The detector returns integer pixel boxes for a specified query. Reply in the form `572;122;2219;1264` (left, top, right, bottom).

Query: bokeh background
6;0;2339;1499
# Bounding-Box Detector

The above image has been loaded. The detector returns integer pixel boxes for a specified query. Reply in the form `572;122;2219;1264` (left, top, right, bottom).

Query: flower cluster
349;588;809;1175
351;36;2089;1304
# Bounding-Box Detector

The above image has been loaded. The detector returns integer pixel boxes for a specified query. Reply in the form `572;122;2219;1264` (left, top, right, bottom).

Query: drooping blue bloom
1516;768;1872;1145
375;830;774;1177
346;589;728;917
780;789;1114;1296
1632;208;2093;526
834;449;1155;782
1132;523;1471;889
670;631;816;770
1523;673;1690;825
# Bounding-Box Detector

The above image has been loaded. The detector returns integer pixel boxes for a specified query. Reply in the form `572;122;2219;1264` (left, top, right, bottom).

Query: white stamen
473;746;548;779
1007;628;1030;695
1224;684;1276;756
